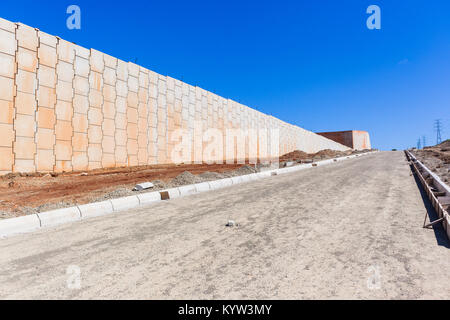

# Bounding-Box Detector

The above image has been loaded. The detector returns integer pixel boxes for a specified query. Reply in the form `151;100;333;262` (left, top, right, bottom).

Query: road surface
0;151;449;299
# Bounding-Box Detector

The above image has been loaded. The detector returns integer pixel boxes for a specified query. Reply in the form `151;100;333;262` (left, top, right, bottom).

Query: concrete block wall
0;17;350;174
316;130;371;150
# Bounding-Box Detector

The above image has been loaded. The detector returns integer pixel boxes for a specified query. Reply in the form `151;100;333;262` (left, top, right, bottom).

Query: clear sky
1;0;449;150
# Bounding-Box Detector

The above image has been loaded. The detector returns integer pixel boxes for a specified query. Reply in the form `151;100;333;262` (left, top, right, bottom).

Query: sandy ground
412;139;450;184
0;151;448;299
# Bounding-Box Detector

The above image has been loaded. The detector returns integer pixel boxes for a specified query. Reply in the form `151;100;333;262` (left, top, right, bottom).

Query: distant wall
316;131;371;150
0;17;350;174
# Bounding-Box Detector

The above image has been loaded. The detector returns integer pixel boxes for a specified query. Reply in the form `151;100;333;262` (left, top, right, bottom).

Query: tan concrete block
128;154;138;167
139;70;149;88
101;153;115;168
103;84;116;102
127;108;138;124
0;18;16;33
89;90;103;108
14;159;35;173
127;123;138;139
14;114;35;137
102;118;115;136
37;86;56;108
72;152;88;170
88;108;103;125
38;65;56;87
103;67;116;86
36;128;55;149
148;112;157;128
14;136;35;159
16;23;38;51
72;132;88;152
55;120;72;141
115;130;127;146
37;107;55;129
36;149;54;171
0;123;13;146
37;44;57;68
138;149;148;165
57;39;75;63
15;91;36;115
0;29;17;55
55;140;72;160
0;76;14;101
103;53;117;69
73;75;89;95
55;100;73;121
115;113;127;130
116;80;128;97
72;113;88;133
88;145;102;162
74;44;90;59
115;145;127;165
0;52;15;78
115;97;126;114
90;49;104;73
56;80;73;102
128;76;139;93
149;83;157;99
56;60;74;82
0;100;14;124
128;62;140;77
0;146;13;171
74;56;89;77
138;88;148;103
54;160;72;172
88;125;102;144
38;31;57;48
137;135;147;149
102;135;115;153
103;101;115;119
138;118;147;133
127;93;139;109
73;95;89;113
116;60;128;81
89;71;103;91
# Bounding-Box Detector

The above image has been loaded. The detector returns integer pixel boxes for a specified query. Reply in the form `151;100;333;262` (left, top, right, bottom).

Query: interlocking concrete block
0;100;14;124
137;191;161;205
0;76;15;101
13;159;35;172
89;71;103;91
0;17;16;33
56;80;74;102
36;149;55;171
72;132;88;152
56;61;74;82
110;195;140;212
0;123;13;146
14;114;35;137
88;144;102;162
55;120;72;141
0;52;15;78
103;84;116;102
78;200;114;219
38;31;57;48
90;49;104;73
54;160;72;172
103;67;116;86
116;60;128;81
15;92;37;115
72;152;88;170
38;206;81;228
72;113;88;132
16;69;37;94
102;135;115;153
73;75;89;95
0;29;16;56
0;214;41;238
74;56;90;77
57;39;75;63
38;65;56;87
88;126;102;144
38;44;57;68
37;86;56;108
88;108;103;125
37;107;56;129
16;23;38;51
55;140;72;160
54;100;72;121
17;47;38;73
36;128;55;149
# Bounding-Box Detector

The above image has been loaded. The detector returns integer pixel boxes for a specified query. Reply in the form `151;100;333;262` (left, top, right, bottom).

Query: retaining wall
316;130;371;150
0;17;349;174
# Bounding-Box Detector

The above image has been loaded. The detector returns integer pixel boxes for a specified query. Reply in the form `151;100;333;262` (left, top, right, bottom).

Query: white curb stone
230;176;243;184
257;171;272;178
0;214;41;237
37;207;81;228
78;200;114;219
194;182;211;193
209;178;233;190
110;195;140;212
165;187;181;199
137;192;161;205
178;184;197;196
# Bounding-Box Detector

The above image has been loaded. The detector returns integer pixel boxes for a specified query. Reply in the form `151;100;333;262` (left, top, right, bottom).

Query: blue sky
1;0;449;150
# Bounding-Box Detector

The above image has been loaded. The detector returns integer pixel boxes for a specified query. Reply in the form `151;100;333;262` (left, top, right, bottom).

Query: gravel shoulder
0;151;448;299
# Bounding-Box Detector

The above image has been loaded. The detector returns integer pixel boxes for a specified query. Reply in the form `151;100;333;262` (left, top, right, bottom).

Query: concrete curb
0;151;377;238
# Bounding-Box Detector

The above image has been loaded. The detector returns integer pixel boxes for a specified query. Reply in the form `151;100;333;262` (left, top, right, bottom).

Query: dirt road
0;151;448;299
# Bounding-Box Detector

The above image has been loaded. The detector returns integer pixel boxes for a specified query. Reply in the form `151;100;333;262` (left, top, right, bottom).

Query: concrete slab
37;207;81;228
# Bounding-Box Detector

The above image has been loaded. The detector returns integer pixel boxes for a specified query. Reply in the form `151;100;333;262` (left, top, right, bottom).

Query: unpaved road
0;151;449;299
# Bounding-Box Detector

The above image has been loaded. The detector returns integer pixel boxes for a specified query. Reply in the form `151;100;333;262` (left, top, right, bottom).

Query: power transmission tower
417;138;421;150
422;135;426;148
434;119;443;145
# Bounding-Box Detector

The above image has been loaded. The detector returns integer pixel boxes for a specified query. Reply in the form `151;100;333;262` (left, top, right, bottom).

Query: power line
417;138;421;150
422;135;426;148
